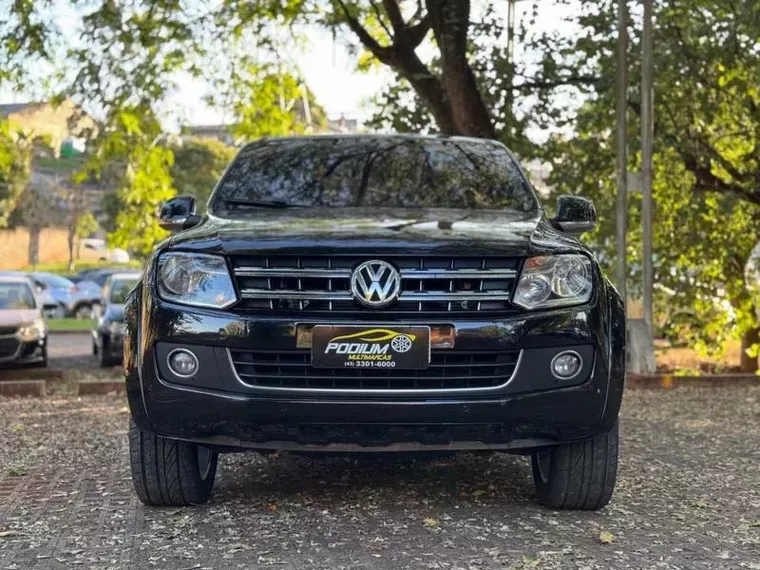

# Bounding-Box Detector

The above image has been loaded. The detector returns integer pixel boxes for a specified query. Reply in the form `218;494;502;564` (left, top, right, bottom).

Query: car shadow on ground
214;451;536;509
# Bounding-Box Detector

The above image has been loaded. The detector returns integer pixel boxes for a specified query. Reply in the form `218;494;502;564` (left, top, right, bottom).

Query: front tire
99;336;117;367
531;422;618;510
129;417;218;506
74;303;93;320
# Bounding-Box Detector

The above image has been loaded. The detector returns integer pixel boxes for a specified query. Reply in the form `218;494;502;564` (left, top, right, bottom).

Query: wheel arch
599;282;626;429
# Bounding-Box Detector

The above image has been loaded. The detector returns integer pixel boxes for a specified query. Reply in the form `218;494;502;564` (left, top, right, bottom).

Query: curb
48;329;93;335
77;380;125;396
0;380;46;397
0;368;64;382
627;373;759;389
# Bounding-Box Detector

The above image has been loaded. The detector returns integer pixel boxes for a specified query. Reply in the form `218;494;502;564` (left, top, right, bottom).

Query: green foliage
86;107;175;257
75;211;99;239
28;259;141;277
171;137;236;209
0;120;32;227
46;318;96;332
209;63;327;142
537;0;760;356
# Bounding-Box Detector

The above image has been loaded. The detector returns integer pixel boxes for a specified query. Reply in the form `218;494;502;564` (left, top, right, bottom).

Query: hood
0;309;40;327
168;208;586;257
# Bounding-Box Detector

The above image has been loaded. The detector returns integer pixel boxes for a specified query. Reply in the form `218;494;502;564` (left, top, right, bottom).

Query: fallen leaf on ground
599;530;615;544
423;517;439;528
0;530;18;538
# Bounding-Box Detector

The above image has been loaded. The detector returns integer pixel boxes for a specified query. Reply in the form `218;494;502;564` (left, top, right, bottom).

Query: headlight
157;252;237;308
513;255;593;310
19;318;46;341
108;321;126;336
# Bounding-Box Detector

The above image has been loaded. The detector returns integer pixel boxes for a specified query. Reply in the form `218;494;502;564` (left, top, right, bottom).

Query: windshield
0;282;36;310
34;273;74;289
109;278;138;304
209;137;538;213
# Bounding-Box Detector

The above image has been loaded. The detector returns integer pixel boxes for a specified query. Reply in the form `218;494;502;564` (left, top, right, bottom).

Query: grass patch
47;318;93;332
24;259;142;278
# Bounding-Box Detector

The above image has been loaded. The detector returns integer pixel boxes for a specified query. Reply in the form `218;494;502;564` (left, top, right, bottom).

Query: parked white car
80;238;130;263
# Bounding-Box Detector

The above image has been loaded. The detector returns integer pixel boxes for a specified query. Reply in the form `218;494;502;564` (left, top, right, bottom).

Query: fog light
551;351;582;379
168;349;199;377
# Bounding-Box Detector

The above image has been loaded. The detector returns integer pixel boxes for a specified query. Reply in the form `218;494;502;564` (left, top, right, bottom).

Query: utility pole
615;0;628;302
641;0;654;337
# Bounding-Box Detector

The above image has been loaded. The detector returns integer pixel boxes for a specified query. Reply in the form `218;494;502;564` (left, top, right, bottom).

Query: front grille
230;255;520;316
0;326;18;336
229;348;520;391
0;337;20;359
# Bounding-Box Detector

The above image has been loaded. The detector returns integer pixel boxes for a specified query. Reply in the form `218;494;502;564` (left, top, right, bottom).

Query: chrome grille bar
234;267;516;279
240;290;352;301
235;267;352;278
239;289;511;301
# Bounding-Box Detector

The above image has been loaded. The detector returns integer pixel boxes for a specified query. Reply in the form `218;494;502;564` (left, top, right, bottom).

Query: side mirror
552;195;597;235
159;195;203;232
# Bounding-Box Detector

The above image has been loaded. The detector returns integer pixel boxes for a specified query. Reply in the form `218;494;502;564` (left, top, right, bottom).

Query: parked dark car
73;268;124;287
0;274;48;367
124;135;625;509
93;272;141;367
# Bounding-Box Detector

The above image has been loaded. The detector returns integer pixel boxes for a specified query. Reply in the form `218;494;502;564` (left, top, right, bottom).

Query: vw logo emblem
350;260;402;308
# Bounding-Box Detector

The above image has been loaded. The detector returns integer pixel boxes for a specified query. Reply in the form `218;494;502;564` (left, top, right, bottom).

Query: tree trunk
27;226;40;267
739;327;759;373
426;0;495;138
68;223;76;271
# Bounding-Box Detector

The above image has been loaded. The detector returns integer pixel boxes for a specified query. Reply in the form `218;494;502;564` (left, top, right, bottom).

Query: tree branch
333;0;455;134
404;14;431;49
515;75;600;91
628;99;760;206
381;0;405;35
334;0;392;62
368;1;393;39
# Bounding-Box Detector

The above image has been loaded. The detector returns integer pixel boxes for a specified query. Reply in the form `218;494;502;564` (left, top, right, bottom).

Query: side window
101;279;111;304
23;285;37;309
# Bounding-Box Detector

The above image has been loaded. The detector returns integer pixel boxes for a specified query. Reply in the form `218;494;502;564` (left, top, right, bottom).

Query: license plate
311;325;431;369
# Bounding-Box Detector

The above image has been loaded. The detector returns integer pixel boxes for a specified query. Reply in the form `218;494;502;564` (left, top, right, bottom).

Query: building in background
0;99;97;156
181;113;360;146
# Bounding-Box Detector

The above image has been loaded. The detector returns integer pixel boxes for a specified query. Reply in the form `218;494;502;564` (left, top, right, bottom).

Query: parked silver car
29;272;102;318
0;274;48;367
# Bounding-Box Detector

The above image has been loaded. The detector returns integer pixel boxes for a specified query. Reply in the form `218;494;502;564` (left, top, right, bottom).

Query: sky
169;27;394;128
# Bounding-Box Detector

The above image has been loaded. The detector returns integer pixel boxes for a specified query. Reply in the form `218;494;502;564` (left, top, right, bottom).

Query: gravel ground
0;386;758;569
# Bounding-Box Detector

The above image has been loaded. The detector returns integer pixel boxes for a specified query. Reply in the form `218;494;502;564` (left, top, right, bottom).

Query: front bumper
0;334;46;365
127;289;625;451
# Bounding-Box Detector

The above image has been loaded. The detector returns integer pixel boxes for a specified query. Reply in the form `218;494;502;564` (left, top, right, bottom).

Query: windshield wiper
224;199;303;209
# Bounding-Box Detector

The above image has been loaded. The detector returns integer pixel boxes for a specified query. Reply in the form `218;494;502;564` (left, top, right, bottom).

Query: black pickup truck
124;134;625;509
